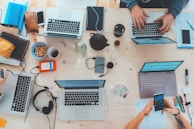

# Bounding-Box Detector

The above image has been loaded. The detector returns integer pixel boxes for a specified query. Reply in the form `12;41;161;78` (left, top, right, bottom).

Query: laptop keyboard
64;91;99;106
47;19;80;34
11;75;31;112
132;22;163;37
140;72;176;87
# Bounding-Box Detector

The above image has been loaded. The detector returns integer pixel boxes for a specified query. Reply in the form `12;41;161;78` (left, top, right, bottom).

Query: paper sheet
136;99;166;129
54;0;96;9
173;13;194;48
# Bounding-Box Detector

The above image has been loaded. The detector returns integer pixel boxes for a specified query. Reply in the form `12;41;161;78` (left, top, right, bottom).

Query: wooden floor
28;0;121;8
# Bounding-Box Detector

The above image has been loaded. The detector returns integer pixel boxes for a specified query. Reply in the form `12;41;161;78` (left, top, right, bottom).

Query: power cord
86;57;114;77
6;59;26;76
30;66;57;129
183;94;192;126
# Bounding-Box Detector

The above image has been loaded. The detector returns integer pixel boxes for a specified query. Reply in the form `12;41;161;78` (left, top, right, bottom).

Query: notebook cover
1;32;29;61
4;2;27;31
86;6;104;31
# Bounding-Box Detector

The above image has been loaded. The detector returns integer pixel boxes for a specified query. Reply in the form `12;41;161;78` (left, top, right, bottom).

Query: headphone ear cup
42;101;53;115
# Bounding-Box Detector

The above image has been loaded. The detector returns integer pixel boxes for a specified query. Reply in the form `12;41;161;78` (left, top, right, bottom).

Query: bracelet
173;108;180;116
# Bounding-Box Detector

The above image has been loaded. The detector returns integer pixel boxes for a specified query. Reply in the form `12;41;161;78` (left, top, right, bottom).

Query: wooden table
0;1;194;128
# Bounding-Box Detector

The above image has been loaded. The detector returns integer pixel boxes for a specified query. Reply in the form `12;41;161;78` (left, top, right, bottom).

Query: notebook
130;12;176;45
43;7;84;39
4;1;27;31
86;6;104;31
139;61;183;98
0;32;29;66
55;80;106;121
0;72;34;116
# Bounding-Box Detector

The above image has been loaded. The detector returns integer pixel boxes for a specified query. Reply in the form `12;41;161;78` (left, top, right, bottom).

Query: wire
86;7;103;33
183;94;192;126
85;57;105;70
6;60;26;76
86;57;96;69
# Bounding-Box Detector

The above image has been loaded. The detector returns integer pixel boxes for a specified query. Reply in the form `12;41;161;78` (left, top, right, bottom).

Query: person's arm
163;99;192;129
125;99;154;129
127;0;138;9
168;0;188;18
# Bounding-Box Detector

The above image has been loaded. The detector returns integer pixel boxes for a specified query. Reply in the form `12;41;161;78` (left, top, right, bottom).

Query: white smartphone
36;10;44;26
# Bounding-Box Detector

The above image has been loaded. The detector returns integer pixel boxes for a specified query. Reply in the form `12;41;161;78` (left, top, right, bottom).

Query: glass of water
114;85;129;98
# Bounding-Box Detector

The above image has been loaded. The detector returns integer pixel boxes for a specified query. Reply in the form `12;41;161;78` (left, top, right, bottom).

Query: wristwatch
173;108;180;116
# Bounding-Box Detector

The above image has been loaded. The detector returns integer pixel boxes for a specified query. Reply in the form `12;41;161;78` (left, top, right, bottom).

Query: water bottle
75;42;87;57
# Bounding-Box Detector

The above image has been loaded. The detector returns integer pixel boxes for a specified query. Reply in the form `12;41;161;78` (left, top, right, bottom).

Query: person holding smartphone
124;99;192;129
128;0;188;33
0;67;7;101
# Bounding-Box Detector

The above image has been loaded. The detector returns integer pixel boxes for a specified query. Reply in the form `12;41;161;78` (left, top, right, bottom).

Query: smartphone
95;57;105;73
154;93;165;111
36;10;44;26
182;30;190;44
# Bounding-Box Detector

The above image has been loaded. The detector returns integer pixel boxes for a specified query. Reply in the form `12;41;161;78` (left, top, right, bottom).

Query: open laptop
139;61;183;98
55;80;105;121
43;7;84;39
130;12;176;45
0;72;34;116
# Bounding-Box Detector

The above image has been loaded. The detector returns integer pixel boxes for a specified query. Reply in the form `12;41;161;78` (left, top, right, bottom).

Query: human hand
162;98;179;115
142;99;154;116
131;5;149;30
154;13;174;33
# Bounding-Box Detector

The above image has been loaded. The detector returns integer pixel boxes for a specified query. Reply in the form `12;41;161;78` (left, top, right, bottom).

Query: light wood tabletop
0;0;194;129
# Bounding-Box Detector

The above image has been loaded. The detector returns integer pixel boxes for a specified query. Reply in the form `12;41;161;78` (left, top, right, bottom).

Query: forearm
168;0;187;17
127;0;138;9
125;111;145;129
176;114;192;129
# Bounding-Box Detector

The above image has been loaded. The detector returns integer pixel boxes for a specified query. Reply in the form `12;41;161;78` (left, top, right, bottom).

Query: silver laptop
139;61;183;98
43;7;84;39
0;56;20;66
0;72;34;116
55;80;105;121
130;12;176;45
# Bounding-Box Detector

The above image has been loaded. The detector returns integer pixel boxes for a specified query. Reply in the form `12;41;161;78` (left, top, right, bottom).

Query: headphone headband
32;88;55;114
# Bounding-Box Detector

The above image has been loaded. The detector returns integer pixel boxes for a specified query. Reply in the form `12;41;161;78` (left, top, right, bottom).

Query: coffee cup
47;46;60;59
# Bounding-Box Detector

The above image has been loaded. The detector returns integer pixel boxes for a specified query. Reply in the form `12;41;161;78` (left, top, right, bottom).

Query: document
54;0;96;8
136;99;166;129
173;13;194;48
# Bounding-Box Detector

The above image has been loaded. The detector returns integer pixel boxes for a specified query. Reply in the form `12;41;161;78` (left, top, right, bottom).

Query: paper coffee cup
47;46;60;59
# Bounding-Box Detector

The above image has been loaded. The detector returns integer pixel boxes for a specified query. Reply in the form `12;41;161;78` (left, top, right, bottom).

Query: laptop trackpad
75;107;89;120
151;85;165;94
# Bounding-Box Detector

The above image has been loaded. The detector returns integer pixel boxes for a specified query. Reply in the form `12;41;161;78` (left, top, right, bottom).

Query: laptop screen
55;80;105;89
140;61;183;72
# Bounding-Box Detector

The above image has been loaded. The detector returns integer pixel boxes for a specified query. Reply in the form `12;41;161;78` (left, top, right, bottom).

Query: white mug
47;46;60;59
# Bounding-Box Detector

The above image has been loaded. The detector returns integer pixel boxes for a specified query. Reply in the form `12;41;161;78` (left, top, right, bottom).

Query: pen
185;69;189;85
175;95;184;112
186;20;194;32
179;95;185;112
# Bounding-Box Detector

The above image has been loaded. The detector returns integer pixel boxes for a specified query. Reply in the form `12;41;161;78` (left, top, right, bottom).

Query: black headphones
33;88;55;115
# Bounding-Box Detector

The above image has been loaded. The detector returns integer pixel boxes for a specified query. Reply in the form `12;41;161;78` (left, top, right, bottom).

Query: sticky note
0;118;6;127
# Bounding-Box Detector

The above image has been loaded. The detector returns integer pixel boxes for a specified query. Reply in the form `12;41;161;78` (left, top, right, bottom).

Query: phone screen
37;11;44;25
182;30;190;44
95;57;105;73
154;93;165;111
